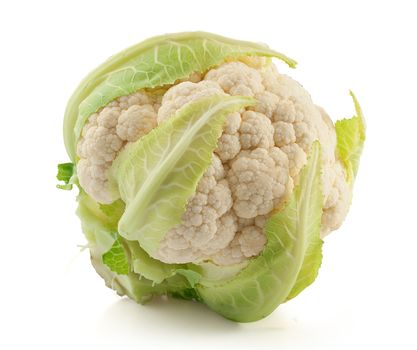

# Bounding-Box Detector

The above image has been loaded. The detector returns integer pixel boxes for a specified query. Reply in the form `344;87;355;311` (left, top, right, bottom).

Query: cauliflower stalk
57;32;365;322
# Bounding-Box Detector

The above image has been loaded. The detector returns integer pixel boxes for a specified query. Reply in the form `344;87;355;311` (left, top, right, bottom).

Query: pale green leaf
98;200;125;232
286;235;323;300
335;91;366;183
63;32;296;161
175;269;201;288
76;192;195;303
121;239;200;285
196;142;323;322
76;192;140;299
197;261;249;286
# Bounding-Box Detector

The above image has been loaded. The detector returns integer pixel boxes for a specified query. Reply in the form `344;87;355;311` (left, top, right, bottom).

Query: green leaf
77;191;120;233
76;191;117;254
118;237;205;291
102;237;130;275
56;162;75;190
63;31;296;161
98;200;125;218
110;95;255;256
196;142;323;322
76;192;194;303
121;239;201;285
335;91;366;183
285;235;323;300
98;200;125;232
175;269;201;288
76;192;139;300
171;288;201;302
197;261;249;286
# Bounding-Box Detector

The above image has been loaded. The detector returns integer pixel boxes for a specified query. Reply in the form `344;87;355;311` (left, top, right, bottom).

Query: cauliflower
59;32;364;322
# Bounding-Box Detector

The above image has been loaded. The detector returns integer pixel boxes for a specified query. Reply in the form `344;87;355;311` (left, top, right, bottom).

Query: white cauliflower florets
157;81;225;123
321;162;351;235
212;225;267;265
227;148;290;219
116;105;157;142
76;59;352;265
254;65;350;235
215;112;242;162
76;92;158;204
205;61;264;96
239;111;274;149
157;156;237;263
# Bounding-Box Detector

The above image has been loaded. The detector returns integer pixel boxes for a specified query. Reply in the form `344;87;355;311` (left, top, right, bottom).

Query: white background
1;0;416;349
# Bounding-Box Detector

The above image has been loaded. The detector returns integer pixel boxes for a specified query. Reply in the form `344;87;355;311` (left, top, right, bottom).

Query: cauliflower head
74;60;350;265
59;32;365;322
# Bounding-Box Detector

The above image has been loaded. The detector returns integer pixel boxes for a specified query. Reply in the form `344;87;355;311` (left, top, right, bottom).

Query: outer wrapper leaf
285;236;323;300
196;142;323;322
335;91;366;183
121;239;201;285
76;191;143;301
77;191;196;303
63;31;296;161
286;92;366;300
